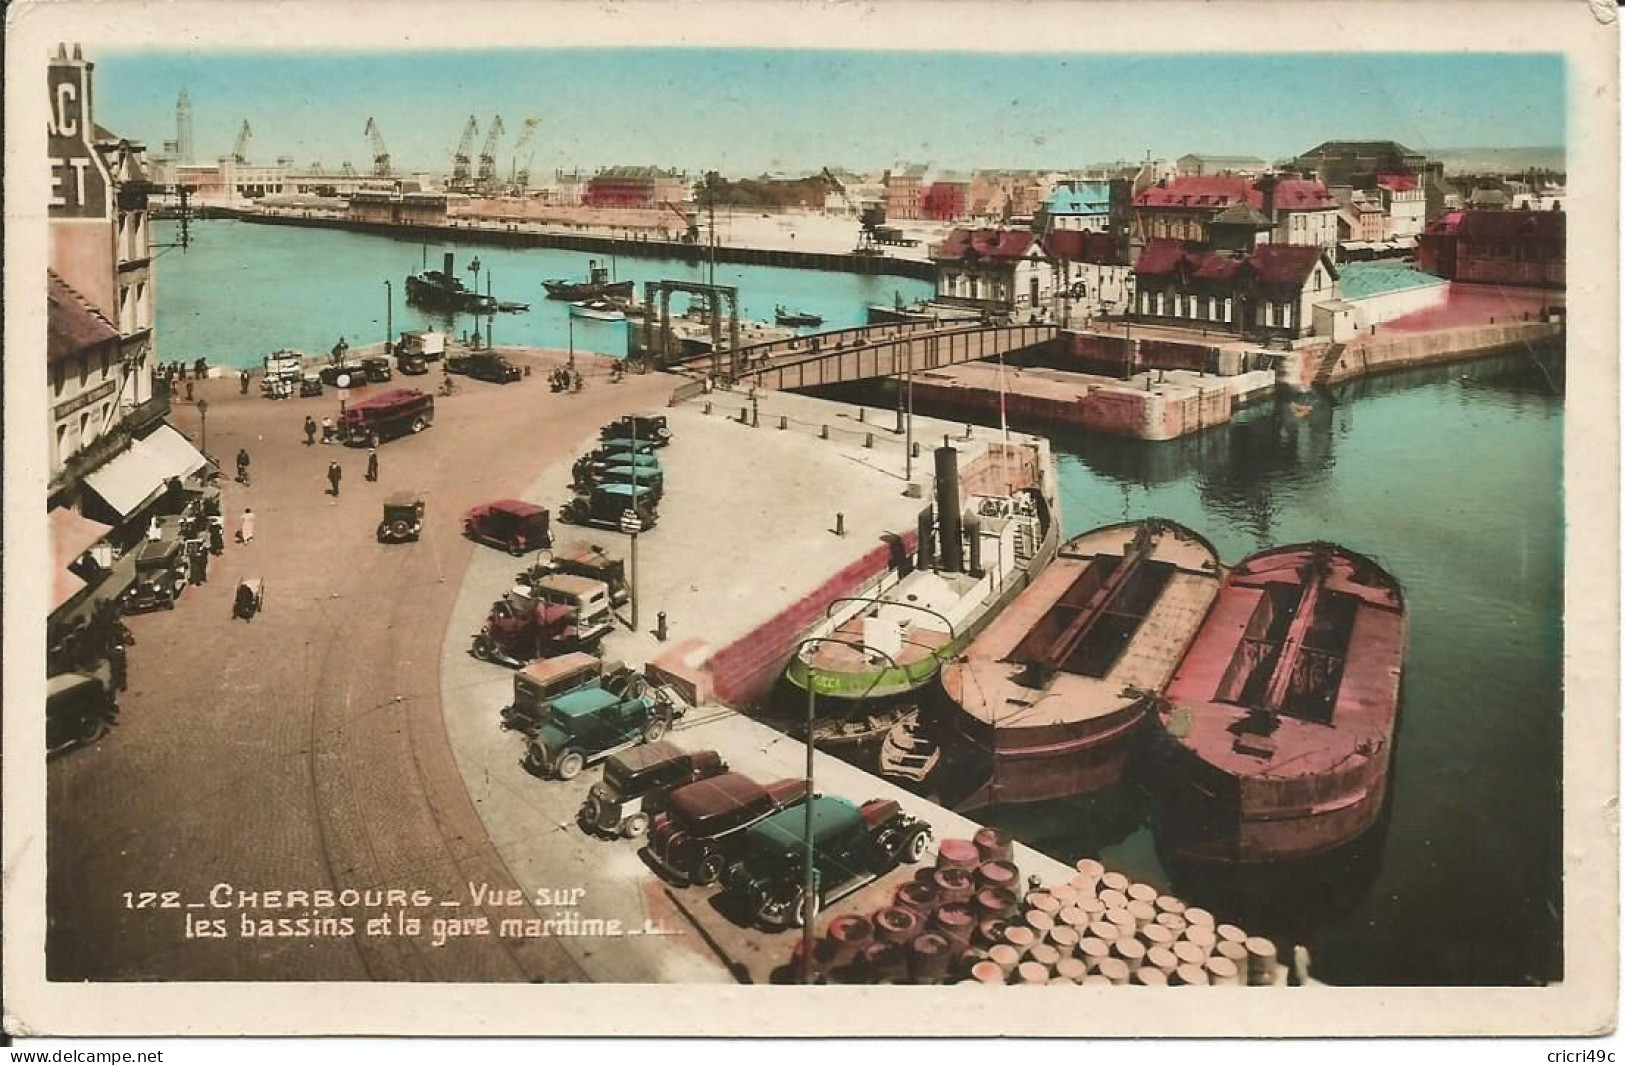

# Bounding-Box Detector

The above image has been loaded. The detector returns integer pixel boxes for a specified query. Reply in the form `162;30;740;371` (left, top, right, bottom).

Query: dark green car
521;683;678;780
723;795;931;929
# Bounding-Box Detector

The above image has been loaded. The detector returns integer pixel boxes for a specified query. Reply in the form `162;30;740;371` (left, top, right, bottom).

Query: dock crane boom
661;200;700;243
475;114;505;192
231;120;252;164
511;117;541;189
450;115;479;188
364;117;391;178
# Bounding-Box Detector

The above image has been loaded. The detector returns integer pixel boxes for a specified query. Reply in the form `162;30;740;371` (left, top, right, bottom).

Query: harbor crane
475;114;505;193
511;117;541;191
231;120;252;164
450;115;479;189
661;200;700;243
364;117;391;178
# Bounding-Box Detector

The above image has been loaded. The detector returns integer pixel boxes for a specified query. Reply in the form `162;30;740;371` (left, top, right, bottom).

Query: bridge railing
740;323;1058;390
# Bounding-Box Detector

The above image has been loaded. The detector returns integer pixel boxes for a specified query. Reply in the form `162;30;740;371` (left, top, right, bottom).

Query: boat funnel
916;505;936;572
935;445;963;573
964;513;983;578
442;251;455;277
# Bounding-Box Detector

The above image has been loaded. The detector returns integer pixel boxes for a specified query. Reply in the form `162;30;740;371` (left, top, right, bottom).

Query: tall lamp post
196;398;209;457
384;279;393;356
790;636;902;983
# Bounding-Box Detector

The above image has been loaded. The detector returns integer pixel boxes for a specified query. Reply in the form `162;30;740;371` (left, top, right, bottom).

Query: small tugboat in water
406;252;496;313
569;297;630;322
543;260;635;301
774;305;823;328
1151;542;1406;864
939;519;1223;811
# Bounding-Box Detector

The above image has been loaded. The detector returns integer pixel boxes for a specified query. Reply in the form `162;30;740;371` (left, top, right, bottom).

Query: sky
91;49;1567;178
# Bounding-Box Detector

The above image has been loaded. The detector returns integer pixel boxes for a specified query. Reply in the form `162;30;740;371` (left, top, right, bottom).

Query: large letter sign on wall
47;56;112;220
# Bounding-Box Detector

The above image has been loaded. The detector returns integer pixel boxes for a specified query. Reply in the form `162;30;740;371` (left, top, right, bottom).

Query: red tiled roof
1424;211;1465;236
1042;229;1119;264
47;271;119;365
1249;243;1325;285
1134;238;1328;287
1133;238;1195;275
934;228;1039;261
1377;172;1420;192
1133;175;1335;212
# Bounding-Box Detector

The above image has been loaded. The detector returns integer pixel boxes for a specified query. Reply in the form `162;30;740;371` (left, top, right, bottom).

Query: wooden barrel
894;880;940;917
1057;906;1090;932
1086;919;1122;943
1205;955;1243;986
1025;891;1062;917
873;906;922;944
1048;925;1081;956
931;866;976;905
1127;900;1158;929
1055;957;1088;984
1050;883;1080;909
1096;957;1131;985
826;915;874;967
1140;923;1176;952
955;945;989;975
1100;871;1130;893
1002;924;1037;957
1097;888;1129;911
1173;963;1210;986
1126;882;1159;905
1015;960;1050;986
1029;943;1061;972
932;902;976;948
1024;909;1056;938
976;917;1010;947
1184;925;1218;953
1216;940;1249;969
907;931;953;984
1183;906;1216;929
973;826;1014;864
1111;936;1147;972
1155;895;1187;917
974;859;1020;894
1081;975;1113;986
1216;923;1247;946
971;959;1006;986
1146;946;1179;974
1244;937;1279;986
1133;966;1168;987
1155;912;1189;936
1079;896;1107;922
1173;941;1208;967
1068;874;1101;897
1074;858;1106;880
987;943;1021;976
1078;937;1111;971
1104;907;1138;935
861;940;907;981
936;837;980;871
975;886;1019;920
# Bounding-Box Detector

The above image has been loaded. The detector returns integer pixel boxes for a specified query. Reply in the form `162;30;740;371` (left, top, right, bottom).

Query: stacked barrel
783;829;1287;987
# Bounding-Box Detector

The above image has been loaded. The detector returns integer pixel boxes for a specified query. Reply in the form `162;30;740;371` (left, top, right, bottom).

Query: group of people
548;367;585;392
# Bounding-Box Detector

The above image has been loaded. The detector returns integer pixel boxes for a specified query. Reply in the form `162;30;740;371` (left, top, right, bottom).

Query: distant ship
543;260;635;302
406;252;496;313
569;297;630;322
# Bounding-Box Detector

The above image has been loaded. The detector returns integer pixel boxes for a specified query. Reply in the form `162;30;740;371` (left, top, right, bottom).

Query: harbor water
151;220;1562;986
151;220;933;368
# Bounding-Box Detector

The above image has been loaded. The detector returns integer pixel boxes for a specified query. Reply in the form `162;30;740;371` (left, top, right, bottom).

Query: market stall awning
82;424;208;518
50;507;113;611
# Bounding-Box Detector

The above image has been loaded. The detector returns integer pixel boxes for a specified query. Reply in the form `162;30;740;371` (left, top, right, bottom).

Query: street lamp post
790;635;902;984
196;398;209;457
384;279;393;356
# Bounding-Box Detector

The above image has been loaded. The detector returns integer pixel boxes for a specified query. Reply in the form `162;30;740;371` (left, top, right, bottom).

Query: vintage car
463;500;551;555
377;492;426;543
500;652;626;734
517;542;630;609
578;742;728;840
520;682;681;781
121;539;189;613
559;483;658;533
395;351;429;376
596;465;664;501
600;414;672;447
596;436;658;457
646;773;811;886
47;671;118;755
723;796;933;928
576;450;660;481
446;351;522;384
299;372;325;397
471;599;583;669
524;574;614;646
339;389;434;444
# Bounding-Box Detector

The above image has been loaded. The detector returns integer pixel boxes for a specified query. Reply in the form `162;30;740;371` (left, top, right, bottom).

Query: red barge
1152;543;1406;863
940;519;1223;810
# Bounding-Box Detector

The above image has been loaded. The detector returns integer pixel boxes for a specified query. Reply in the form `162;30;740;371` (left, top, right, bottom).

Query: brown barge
940;520;1224;810
1151;543;1406;864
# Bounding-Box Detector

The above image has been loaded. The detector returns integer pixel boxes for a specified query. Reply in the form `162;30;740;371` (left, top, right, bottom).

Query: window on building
1223;297;1233;323
1264;303;1275;327
80;412;92;445
56;424;68;461
100;347;110;377
1170;292;1182;317
78;354;89;386
52;362;64;396
1155;292;1165;316
1208;296;1218;320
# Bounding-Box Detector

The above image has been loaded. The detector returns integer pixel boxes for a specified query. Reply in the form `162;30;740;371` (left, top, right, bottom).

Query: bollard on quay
779;415;788;430
703;401;712;415
821;424;829;439
865;432;874;449
741;405;749;423
858;407;866;423
835;512;846;537
655;611;668;642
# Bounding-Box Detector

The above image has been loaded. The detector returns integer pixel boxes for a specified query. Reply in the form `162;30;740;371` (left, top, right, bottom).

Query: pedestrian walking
327;461;343;497
194;356;208;378
235;448;251;485
189;545;209;586
109;639;129;693
304;415;317;446
365;448;379;482
209;517;226;555
185;380;194;402
178;361;188;381
237;507;255;544
240;369;251;395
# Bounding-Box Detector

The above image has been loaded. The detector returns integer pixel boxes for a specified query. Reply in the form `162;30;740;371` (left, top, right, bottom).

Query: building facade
1293;141;1428;188
582;166;689;209
1133;238;1339;340
1416;209;1566;289
1176;154;1268;177
932;228;1055;316
884;164;928;221
1377;174;1427;239
1040;181;1113;232
1133;175;1337;253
